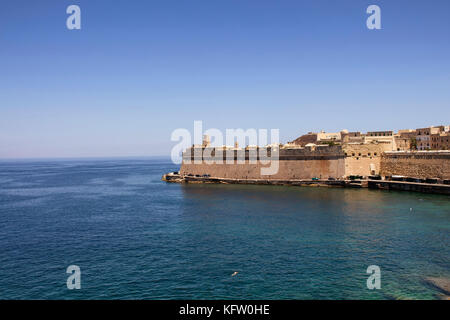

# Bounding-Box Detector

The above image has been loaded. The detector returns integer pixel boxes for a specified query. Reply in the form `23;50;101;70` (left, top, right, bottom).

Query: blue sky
0;0;449;158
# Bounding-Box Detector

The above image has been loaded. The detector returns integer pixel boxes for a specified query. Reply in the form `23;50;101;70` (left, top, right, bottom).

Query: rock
425;277;450;295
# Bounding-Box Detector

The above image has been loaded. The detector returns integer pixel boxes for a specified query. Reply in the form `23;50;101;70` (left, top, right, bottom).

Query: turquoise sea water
0;159;449;300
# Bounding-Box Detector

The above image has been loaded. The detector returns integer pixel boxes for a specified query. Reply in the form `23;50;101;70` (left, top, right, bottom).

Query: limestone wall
180;145;450;180
342;143;385;176
180;145;346;179
380;152;450;179
181;159;345;180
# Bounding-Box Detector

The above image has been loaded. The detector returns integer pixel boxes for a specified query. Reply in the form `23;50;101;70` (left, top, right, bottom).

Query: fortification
178;144;450;181
180;142;400;180
342;142;390;177
180;145;346;180
165;128;450;194
381;151;450;180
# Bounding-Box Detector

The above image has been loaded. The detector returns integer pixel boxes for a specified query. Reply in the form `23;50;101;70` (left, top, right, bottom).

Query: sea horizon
0;155;172;162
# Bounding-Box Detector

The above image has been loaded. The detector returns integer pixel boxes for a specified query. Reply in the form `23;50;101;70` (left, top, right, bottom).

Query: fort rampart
180;145;346;180
179;146;450;181
380;151;450;180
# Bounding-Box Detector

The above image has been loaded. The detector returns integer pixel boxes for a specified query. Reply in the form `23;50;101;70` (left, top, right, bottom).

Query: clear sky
1;0;449;158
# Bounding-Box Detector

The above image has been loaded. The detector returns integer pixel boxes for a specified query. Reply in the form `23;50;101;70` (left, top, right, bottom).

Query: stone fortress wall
342;142;391;177
180;145;346;180
381;151;450;180
181;146;450;180
179;127;450;181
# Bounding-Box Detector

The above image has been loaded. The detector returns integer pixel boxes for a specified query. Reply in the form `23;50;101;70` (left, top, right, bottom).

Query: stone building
342;143;385;176
398;129;417;139
393;136;411;151
366;131;394;138
316;130;342;144
341;131;364;144
440;132;450;150
364;131;397;151
431;132;450;150
395;129;417;150
416;127;441;150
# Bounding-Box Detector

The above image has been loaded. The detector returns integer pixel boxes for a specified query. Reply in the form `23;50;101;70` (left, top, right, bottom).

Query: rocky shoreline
425;277;450;299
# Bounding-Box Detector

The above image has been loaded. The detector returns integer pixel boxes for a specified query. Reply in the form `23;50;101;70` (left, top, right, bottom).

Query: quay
162;173;450;195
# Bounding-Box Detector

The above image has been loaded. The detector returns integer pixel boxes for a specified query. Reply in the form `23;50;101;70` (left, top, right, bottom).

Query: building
342;143;385;176
364;131;397;151
341;131;364;144
431;132;450;150
398;129;417;139
316;130;342;143
394;136;412;151
416;127;442;150
440;133;450;150
366;131;394;138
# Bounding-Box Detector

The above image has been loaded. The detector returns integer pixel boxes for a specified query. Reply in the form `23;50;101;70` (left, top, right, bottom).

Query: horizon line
0;155;172;162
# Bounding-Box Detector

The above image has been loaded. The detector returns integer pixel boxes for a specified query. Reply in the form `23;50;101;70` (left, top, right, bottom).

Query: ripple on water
0;159;448;299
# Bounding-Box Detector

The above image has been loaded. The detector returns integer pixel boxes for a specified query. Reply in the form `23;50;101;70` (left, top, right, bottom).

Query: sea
0;158;449;299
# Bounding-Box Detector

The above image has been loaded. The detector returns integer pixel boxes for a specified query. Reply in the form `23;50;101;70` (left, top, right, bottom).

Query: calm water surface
0;159;449;299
